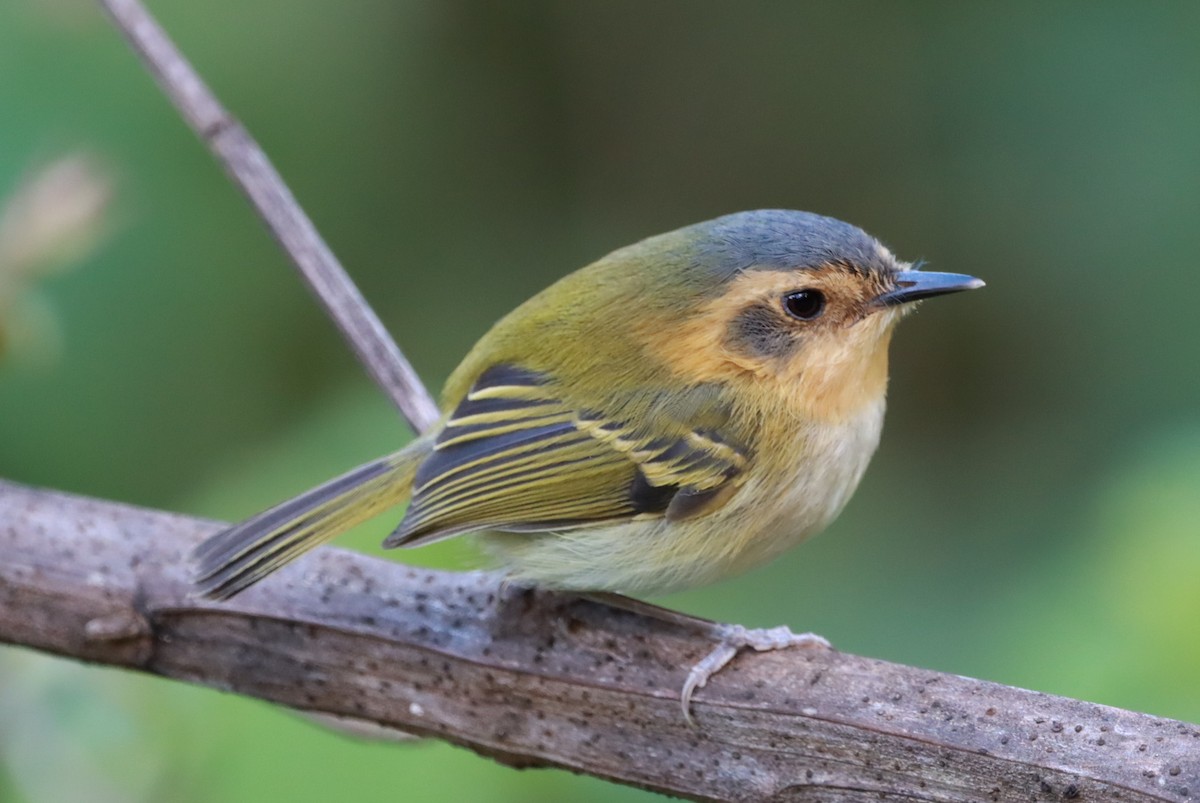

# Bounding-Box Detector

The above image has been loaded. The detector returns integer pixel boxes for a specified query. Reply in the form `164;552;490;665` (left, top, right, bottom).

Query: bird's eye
782;289;826;321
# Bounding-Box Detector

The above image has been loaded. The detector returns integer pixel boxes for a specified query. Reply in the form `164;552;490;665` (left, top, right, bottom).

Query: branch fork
0;1;1194;800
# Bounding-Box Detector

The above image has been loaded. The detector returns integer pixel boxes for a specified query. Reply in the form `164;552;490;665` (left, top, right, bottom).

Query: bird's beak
873;270;985;307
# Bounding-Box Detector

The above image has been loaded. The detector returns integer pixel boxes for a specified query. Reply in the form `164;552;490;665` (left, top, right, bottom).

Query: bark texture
2;479;1196;802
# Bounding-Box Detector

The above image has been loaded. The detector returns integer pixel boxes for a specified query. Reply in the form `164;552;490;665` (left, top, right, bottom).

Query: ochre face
641;260;909;423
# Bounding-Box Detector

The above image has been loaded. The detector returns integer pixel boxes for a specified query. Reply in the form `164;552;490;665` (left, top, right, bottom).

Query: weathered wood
1;478;1196;801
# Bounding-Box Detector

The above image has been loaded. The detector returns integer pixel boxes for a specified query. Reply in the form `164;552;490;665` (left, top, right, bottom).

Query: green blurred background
2;1;1199;800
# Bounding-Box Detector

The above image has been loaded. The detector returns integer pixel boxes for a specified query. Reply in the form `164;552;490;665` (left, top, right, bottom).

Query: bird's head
633;210;984;421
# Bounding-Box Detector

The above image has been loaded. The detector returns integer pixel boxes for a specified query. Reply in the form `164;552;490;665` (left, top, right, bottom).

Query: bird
193;209;983;721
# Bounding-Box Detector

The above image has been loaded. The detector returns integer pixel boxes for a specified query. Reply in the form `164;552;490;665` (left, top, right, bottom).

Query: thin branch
1;479;1197;802
69;4;1200;799
96;0;440;433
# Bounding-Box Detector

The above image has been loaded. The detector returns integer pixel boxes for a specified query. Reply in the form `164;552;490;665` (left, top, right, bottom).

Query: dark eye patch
726;302;798;360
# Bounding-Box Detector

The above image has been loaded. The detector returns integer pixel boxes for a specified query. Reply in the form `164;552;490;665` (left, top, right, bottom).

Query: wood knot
85;610;151;642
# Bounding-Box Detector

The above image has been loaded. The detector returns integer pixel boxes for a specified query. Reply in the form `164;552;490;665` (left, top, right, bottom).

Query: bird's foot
681;624;830;726
576;593;830;726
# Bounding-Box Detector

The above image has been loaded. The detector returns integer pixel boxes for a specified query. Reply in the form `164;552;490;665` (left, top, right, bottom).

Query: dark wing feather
383;365;748;548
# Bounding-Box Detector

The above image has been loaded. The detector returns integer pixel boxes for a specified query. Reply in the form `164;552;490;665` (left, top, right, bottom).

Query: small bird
194;209;983;719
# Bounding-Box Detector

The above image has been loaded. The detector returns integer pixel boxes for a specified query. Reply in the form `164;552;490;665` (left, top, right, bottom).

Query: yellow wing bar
384;365;749;548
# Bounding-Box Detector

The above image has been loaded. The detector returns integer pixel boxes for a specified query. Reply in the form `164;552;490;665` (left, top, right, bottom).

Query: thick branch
1;478;1196;802
55;4;1200;798
96;0;440;433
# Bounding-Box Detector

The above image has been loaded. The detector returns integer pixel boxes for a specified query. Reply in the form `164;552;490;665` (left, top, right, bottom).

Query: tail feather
193;438;429;600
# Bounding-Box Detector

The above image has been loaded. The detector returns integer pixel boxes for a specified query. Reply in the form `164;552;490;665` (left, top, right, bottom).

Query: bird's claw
680;625;830;726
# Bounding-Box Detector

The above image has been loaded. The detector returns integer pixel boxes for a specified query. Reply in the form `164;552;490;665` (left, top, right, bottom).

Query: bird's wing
383;364;748;548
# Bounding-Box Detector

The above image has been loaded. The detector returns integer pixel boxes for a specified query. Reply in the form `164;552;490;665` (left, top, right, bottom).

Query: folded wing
383;364;748;547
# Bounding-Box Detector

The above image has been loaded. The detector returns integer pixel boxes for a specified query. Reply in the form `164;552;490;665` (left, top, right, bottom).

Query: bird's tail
193;436;432;600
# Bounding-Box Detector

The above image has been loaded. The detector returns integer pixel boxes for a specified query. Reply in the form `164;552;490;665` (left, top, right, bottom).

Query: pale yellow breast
683;395;886;585
479;396;886;597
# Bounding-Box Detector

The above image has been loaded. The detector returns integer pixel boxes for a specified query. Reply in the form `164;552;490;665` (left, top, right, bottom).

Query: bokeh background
3;1;1199;800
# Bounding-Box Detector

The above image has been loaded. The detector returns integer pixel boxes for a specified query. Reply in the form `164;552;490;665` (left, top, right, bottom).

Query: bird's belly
479;402;885;597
